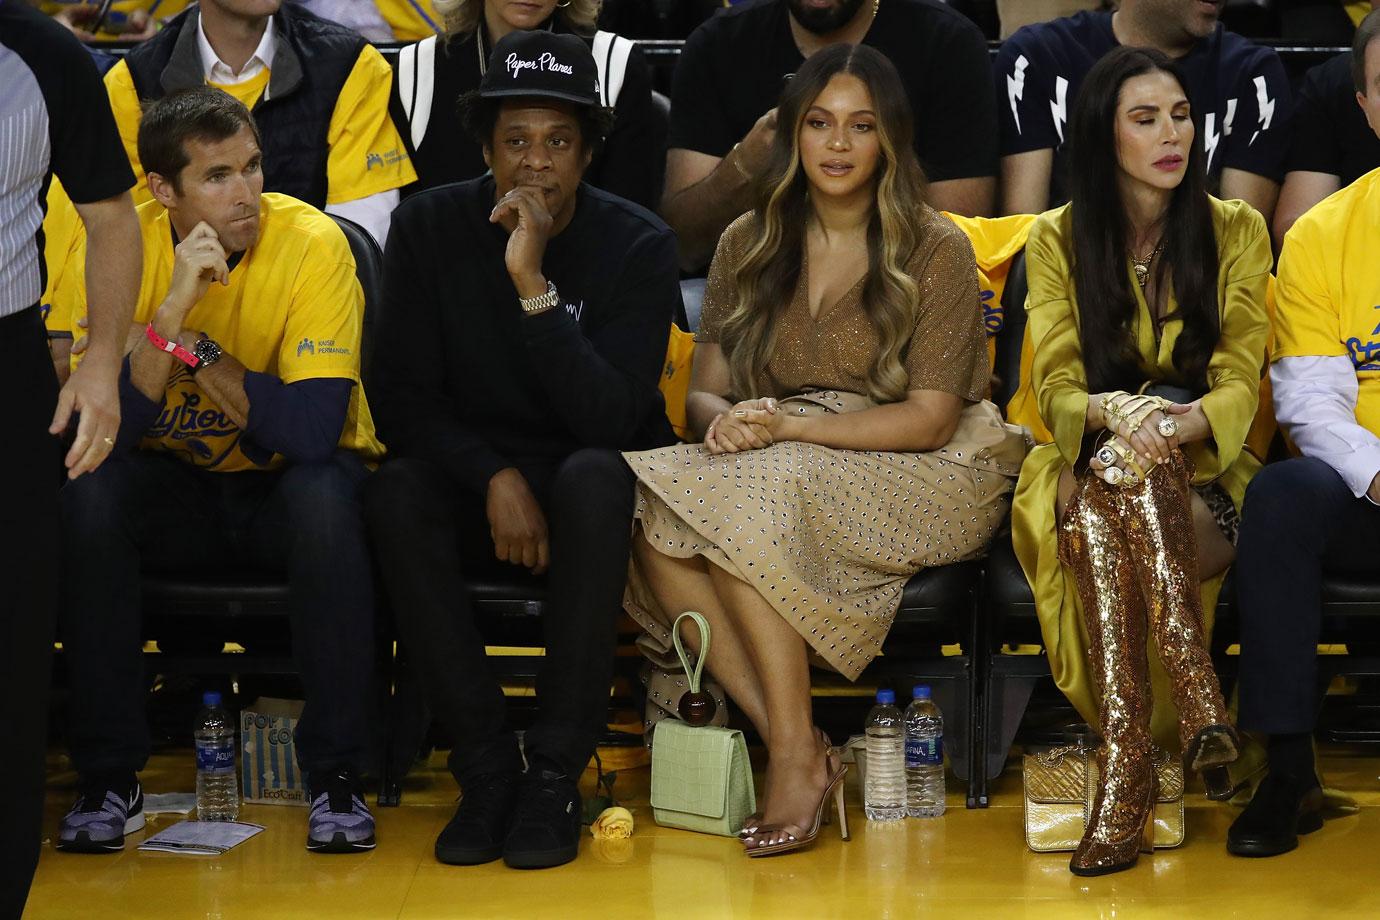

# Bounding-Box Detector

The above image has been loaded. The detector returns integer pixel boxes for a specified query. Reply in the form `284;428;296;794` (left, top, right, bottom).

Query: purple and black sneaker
306;770;376;853
57;779;145;853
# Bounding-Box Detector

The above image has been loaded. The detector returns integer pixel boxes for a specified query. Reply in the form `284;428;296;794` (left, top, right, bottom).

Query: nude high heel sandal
744;764;850;858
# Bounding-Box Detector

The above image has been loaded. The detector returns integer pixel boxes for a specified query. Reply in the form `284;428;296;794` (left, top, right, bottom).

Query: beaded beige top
696;207;989;404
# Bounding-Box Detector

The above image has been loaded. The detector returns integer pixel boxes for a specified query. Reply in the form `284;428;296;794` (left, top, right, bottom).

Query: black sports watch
191;337;223;373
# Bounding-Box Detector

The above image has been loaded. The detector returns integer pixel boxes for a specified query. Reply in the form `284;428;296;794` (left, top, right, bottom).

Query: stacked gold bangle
1099;391;1170;437
1093;391;1185;488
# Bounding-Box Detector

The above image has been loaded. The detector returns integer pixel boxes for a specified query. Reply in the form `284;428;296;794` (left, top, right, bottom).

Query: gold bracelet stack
1099;391;1170;438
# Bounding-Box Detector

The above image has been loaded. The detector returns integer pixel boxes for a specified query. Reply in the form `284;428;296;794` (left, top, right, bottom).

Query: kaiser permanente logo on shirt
297;338;353;357
365;147;410;171
505;52;574;79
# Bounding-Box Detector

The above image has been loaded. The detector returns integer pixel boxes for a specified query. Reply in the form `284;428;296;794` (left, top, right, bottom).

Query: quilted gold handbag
649;612;757;837
1023;743;1185;852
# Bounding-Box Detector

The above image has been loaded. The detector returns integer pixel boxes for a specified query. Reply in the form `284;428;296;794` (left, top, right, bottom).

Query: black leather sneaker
435;771;521;866
502;766;581;870
1227;772;1324;857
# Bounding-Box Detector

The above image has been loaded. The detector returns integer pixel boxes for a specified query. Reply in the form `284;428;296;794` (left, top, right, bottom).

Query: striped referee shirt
0;0;133;318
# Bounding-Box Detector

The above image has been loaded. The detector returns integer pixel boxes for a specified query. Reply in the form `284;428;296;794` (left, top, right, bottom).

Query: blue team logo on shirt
1346;337;1380;372
1345;306;1380;372
981;288;1004;336
297;338;315;356
148;390;241;467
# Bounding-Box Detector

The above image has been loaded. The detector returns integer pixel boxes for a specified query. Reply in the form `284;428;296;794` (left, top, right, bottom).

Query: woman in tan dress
623;45;1026;856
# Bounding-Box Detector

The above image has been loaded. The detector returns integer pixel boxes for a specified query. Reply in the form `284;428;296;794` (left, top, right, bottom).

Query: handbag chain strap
671;611;711;693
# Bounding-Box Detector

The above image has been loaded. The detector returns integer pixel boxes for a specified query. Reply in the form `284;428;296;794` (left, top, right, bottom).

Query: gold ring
1157;417;1180;438
102;437;115;447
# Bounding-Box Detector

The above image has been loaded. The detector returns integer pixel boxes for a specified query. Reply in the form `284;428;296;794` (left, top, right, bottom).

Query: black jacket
370;177;680;494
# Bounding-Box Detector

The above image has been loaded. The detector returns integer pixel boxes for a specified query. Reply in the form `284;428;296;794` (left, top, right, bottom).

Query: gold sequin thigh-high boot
1060;474;1157;877
1119;453;1239;799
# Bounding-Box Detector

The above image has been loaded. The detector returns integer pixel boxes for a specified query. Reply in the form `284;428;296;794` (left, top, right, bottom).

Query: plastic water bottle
904;685;945;818
195;691;239;821
864;689;906;821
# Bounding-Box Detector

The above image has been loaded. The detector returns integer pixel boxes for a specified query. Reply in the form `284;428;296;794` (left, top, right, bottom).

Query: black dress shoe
1227;773;1324;857
435;771;521;865
502;767;582;870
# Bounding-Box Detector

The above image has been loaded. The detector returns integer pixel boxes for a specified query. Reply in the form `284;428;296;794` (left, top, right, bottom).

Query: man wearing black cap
364;31;680;870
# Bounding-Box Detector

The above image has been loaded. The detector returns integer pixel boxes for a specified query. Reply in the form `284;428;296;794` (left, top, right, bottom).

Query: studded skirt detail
623;440;1014;680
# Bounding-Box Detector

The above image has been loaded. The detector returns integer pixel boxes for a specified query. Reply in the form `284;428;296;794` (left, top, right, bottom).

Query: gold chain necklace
1130;240;1164;288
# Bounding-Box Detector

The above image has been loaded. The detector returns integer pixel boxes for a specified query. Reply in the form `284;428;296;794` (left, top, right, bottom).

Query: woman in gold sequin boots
1008;47;1272;875
621;45;1026;857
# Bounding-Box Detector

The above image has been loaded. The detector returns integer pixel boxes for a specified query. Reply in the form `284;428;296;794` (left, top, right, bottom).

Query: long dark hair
720;44;930;402
1067;46;1220;395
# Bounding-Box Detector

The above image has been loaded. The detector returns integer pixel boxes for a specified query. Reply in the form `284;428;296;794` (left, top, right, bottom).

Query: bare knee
1191;492;1235;579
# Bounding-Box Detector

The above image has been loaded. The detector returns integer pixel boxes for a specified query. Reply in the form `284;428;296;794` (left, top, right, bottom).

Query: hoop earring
556;0;571;6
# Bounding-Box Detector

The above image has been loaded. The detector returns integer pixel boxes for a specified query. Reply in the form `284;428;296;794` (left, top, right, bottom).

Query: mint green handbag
649;612;757;837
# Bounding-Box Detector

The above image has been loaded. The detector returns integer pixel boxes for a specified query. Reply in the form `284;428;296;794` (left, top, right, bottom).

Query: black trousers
0;307;60;920
1236;457;1380;734
364;449;635;782
59;449;376;778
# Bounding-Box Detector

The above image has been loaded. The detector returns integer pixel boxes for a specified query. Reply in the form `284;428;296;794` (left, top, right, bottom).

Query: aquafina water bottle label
196;740;235;774
905;736;942;768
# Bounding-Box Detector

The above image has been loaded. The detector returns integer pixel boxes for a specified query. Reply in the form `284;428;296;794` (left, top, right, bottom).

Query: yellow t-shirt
43;46;415;335
942;210;1038;373
208;69;272;112
1274;166;1380;438
376;0;443;40
39;1;192;40
40;177;83;334
56;193;384;471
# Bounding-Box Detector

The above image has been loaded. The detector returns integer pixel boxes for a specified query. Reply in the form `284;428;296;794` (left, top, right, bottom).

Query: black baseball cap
479;31;600;107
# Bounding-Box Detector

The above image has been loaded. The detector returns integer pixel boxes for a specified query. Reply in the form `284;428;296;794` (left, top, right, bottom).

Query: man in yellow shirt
40;1;192;42
42;0;415;363
53;88;383;856
1229;146;1380;857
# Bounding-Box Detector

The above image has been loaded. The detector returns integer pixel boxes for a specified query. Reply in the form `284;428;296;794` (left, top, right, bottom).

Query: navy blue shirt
995;11;1293;207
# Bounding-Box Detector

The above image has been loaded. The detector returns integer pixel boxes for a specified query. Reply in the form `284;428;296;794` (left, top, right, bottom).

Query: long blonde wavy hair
435;0;601;38
721;44;930;404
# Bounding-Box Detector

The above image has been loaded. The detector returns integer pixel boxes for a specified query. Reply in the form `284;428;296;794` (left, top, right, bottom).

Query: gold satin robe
1009;197;1272;748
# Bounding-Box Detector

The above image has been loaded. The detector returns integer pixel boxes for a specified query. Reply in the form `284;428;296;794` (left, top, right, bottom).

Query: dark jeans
0;307;60;919
59;449;376;778
364;449;635;782
1236;457;1380;734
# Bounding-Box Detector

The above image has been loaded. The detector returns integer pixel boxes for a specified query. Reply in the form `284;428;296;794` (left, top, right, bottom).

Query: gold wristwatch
520;280;560;314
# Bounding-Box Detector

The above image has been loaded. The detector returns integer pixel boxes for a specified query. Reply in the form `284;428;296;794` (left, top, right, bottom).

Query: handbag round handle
672;611;710;693
672;611;717;726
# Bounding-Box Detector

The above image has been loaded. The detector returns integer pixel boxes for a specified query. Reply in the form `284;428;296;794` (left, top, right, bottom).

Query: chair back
327;213;386;387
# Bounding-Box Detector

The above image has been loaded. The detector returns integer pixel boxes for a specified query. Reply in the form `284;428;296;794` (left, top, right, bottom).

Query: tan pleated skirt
623;439;1015;680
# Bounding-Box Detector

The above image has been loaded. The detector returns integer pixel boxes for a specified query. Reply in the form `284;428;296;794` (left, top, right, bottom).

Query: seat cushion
890;560;981;639
1322;574;1380;609
142;573;290;607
